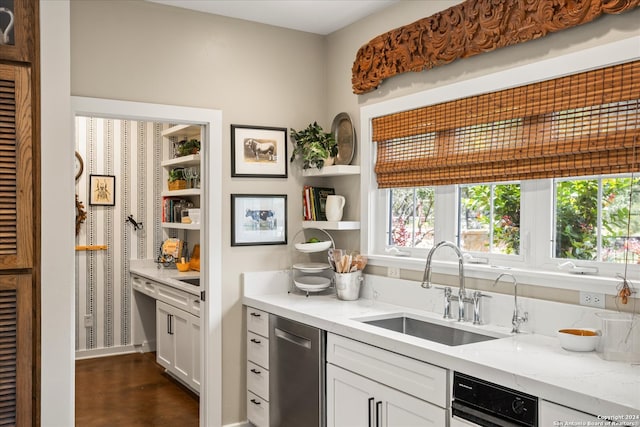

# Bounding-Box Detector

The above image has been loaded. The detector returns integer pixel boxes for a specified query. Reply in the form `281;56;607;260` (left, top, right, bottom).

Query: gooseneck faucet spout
492;272;528;333
422;241;466;321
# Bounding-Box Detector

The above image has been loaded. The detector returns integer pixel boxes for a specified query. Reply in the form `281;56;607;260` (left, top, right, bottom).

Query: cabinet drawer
247;391;269;427
247;361;269;401
327;333;447;408
157;283;191;312
246;307;269;336
131;275;157;298
247;331;269;368
190;297;200;317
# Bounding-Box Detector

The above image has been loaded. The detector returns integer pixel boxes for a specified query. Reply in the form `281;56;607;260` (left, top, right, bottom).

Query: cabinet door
0;2;34;63
327;364;375;427
156;301;174;370
378;384;446;427
172;309;191;383
0;64;32;270
189;317;200;392
540;400;599;425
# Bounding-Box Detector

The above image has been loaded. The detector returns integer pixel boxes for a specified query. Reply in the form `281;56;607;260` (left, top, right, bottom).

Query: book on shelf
302;186;335;221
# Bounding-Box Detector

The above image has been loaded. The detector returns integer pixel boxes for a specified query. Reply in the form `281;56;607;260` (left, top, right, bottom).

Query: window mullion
597;179;603;262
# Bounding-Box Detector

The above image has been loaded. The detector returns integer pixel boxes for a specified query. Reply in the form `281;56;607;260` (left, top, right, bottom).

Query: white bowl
557;328;600;352
294;276;331;292
294;240;332;253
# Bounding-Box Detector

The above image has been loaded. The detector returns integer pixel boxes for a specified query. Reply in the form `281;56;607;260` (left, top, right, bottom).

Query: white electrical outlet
579;291;605;308
387;266;401;278
84;314;93;328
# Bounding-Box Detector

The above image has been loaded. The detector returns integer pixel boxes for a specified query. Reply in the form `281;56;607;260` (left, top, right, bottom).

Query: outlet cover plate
579;291;605;308
387;266;400;278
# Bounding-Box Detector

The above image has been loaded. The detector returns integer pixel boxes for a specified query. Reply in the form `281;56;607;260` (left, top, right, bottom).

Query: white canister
325;195;345;221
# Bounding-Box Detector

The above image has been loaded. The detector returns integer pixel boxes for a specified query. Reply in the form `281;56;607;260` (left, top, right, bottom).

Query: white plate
293;262;331;273
294;276;331;291
294;241;332;253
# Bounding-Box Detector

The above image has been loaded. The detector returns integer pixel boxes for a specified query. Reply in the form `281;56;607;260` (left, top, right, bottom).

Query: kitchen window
361;44;639;291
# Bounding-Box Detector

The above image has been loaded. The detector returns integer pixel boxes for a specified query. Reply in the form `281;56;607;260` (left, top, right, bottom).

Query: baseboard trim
223;421;250;427
75;344;139;360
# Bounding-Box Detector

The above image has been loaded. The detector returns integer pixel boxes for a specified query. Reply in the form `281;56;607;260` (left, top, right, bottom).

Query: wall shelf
302;221;360;231
302;165;360;178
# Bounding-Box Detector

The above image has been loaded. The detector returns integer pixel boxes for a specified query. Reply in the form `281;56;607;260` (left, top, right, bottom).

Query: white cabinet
327;364;446;427
156;300;200;392
539;400;600;425
246;307;270;427
327;333;447;427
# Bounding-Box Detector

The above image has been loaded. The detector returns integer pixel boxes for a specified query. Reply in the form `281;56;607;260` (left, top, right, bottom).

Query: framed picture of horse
231;124;288;178
231;194;287;246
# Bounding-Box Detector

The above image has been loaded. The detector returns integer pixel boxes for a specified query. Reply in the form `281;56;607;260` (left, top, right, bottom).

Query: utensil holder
335;270;363;301
596;312;640;362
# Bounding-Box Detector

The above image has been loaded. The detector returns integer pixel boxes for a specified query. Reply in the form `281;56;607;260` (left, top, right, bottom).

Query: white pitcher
0;8;13;45
325;195;345;221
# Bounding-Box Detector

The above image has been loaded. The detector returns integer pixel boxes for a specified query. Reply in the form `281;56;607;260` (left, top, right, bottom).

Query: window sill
366;254;627;295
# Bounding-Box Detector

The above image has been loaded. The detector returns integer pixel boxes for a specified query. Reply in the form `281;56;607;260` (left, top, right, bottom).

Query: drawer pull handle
376;401;382;427
250;338;261;344
368;397;374;427
250;312;261;317
250;399;261;405
250;368;261;374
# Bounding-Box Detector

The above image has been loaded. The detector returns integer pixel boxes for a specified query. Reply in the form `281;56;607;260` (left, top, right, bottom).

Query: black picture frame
231;194;287;246
231;124;288;178
89;174;116;206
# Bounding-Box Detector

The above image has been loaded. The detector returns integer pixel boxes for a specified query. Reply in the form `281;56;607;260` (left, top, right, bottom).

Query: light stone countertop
130;260;200;296
242;271;640;419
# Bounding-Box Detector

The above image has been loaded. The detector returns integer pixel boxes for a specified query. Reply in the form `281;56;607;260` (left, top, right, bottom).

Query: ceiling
146;0;399;35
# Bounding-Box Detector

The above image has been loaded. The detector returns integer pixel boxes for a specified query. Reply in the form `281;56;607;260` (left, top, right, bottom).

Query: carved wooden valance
352;0;640;94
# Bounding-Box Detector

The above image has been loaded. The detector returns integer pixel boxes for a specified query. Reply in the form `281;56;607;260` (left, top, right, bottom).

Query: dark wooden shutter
0;64;32;270
0;275;32;426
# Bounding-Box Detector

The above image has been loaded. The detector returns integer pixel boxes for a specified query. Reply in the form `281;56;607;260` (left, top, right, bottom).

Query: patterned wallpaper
75;117;166;353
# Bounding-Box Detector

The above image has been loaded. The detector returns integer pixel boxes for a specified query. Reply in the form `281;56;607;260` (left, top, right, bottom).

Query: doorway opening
71;97;223;427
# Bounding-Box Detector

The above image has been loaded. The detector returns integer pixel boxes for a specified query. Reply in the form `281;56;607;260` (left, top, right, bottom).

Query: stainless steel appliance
452;372;538;426
269;314;325;427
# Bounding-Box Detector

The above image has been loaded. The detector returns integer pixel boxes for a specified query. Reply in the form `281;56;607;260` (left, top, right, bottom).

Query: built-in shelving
161;154;201;168
162;124;201;140
161;222;200;230
162;189;201;197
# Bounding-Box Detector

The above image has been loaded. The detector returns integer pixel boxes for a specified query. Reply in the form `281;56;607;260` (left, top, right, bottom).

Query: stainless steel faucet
492;272;528;333
422;241;467;321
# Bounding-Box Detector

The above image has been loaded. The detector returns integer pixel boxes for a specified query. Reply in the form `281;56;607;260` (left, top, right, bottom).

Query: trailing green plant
289;122;338;170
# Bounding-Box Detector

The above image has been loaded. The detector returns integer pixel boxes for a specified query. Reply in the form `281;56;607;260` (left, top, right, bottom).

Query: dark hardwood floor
76;352;199;426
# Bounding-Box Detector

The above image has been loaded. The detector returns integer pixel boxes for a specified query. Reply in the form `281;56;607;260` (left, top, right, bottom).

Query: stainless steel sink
176;277;200;286
361;315;498;346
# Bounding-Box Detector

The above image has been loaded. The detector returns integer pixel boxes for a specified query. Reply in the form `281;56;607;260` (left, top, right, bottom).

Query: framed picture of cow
231;194;287;246
231;124;288;178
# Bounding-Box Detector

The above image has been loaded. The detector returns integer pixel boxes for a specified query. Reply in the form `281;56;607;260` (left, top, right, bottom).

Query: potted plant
168;167;186;190
290;121;338;170
176;138;201;157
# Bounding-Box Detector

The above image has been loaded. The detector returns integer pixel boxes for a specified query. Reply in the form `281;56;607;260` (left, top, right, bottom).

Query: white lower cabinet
157;300;200;392
539;400;600;425
327;333;447;427
246;307;270;427
327;364;445;427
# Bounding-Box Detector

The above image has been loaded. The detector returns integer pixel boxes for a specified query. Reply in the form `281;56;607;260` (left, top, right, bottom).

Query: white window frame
360;37;640;295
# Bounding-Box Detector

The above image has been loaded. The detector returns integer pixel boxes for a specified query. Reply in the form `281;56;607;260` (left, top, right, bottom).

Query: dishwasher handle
274;327;312;349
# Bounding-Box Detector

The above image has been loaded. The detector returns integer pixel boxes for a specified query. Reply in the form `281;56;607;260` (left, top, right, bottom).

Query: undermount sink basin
361;315;498;347
176;277;200;286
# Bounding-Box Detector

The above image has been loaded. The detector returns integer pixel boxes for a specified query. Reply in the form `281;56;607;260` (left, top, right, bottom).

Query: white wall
70;1;326;423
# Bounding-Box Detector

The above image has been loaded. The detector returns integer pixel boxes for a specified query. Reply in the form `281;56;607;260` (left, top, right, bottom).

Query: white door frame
71;96;223;427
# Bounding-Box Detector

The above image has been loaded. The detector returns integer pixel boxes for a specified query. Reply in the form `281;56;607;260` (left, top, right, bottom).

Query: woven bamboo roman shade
372;60;640;188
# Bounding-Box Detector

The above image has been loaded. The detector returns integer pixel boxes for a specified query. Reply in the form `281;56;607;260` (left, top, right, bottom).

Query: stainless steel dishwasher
269;314;325;427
